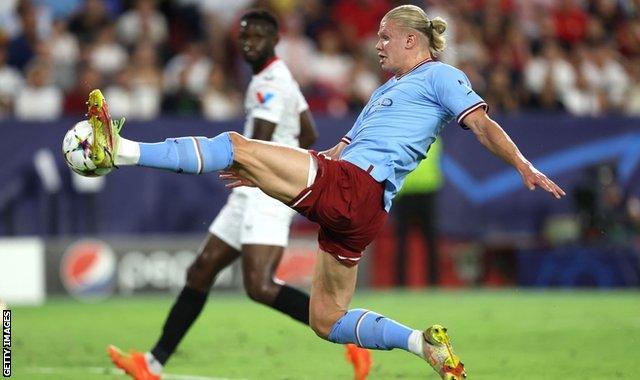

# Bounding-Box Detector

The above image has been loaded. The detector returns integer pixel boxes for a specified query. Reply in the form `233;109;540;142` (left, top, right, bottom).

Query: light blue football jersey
340;59;486;211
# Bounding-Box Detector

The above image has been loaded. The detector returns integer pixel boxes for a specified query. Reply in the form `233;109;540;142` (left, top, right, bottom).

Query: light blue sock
327;309;412;351
138;133;234;174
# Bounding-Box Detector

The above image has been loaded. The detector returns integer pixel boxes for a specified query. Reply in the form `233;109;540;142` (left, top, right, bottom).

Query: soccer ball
62;120;112;177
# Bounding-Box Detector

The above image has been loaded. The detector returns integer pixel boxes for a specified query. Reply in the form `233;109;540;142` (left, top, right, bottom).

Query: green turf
9;290;640;379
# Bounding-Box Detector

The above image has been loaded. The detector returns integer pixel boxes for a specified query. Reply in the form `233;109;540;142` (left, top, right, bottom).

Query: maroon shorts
288;151;388;267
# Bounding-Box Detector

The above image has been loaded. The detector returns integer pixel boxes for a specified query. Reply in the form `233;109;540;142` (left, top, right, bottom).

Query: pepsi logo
60;239;116;301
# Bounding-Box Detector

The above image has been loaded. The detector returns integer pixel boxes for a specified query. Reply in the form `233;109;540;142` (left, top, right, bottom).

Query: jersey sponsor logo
60;239;116;300
256;91;274;104
365;97;393;115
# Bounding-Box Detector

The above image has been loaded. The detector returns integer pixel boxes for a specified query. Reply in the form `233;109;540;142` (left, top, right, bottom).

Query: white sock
407;330;425;357
144;352;163;375
115;137;140;166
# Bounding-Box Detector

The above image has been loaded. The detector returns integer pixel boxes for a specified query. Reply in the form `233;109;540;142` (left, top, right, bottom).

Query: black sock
151;286;207;365
272;285;310;324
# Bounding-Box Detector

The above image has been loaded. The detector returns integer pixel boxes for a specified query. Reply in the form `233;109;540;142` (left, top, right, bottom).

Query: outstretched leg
114;132;310;204
87;88;309;203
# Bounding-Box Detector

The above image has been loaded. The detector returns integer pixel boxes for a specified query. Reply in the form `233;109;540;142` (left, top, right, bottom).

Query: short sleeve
342;108;366;144
250;85;286;124
432;65;487;129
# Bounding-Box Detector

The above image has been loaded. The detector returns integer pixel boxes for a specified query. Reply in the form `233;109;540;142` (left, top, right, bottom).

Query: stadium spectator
0;41;24;117
64;65;103;116
89;23;128;77
516;0;555;40
47;19;80;90
0;0;637;117
104;67;133;118
105;66;161;120
615;17;640;57
451;19;487;68
195;0;253;28
200;65;242;121
485;64;522;112
562;67;605;116
116;0;168;47
310;28;353;116
332;0;390;50
347;52;381;110
128;43;163;117
299;0;334;42
129;43;162;88
584;15;607;46
68;0;111;43
588;0;622;32
14;61;62;120
7;0;42;70
35;0;82;21
0;0;52;41
163;41;212;114
275;13;317;87
551;0;588;45
524;40;576;107
623;59;640;116
581;43;629;110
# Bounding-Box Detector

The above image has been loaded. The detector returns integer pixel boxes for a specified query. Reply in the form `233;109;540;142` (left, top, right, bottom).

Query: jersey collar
257;56;279;75
395;57;433;80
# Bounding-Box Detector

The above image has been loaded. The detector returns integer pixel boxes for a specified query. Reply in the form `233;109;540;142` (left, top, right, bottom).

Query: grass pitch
10;290;640;379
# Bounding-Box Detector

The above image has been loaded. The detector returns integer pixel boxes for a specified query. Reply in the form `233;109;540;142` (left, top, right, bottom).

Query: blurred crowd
1;0;640;121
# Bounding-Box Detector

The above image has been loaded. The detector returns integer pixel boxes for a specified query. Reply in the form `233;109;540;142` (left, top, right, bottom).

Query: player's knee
309;312;332;339
186;252;219;291
243;275;277;305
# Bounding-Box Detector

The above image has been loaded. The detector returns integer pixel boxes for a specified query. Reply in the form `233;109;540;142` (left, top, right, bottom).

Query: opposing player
107;10;370;380
87;5;565;379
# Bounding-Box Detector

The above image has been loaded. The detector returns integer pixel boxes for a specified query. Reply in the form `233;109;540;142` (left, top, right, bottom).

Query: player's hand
519;164;566;199
219;171;257;188
319;141;348;160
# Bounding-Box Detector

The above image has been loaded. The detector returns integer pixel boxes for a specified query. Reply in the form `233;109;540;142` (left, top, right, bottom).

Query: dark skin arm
251;117;277;141
252;111;318;149
298;109;318;149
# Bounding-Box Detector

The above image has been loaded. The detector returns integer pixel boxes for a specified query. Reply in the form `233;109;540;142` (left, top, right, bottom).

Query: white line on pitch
25;366;246;380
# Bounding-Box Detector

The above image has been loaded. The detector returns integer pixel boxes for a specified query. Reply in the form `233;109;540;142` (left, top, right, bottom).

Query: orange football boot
345;344;372;380
107;345;160;380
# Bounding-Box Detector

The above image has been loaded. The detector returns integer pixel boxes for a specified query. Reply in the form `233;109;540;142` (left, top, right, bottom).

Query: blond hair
382;5;447;57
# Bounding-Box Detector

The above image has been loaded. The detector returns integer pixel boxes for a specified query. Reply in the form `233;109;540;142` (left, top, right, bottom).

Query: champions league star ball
62;120;112;177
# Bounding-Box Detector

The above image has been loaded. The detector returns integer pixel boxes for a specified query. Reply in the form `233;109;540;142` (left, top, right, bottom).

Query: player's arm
462;108;566;199
298;109;318;149
251;118;276;141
